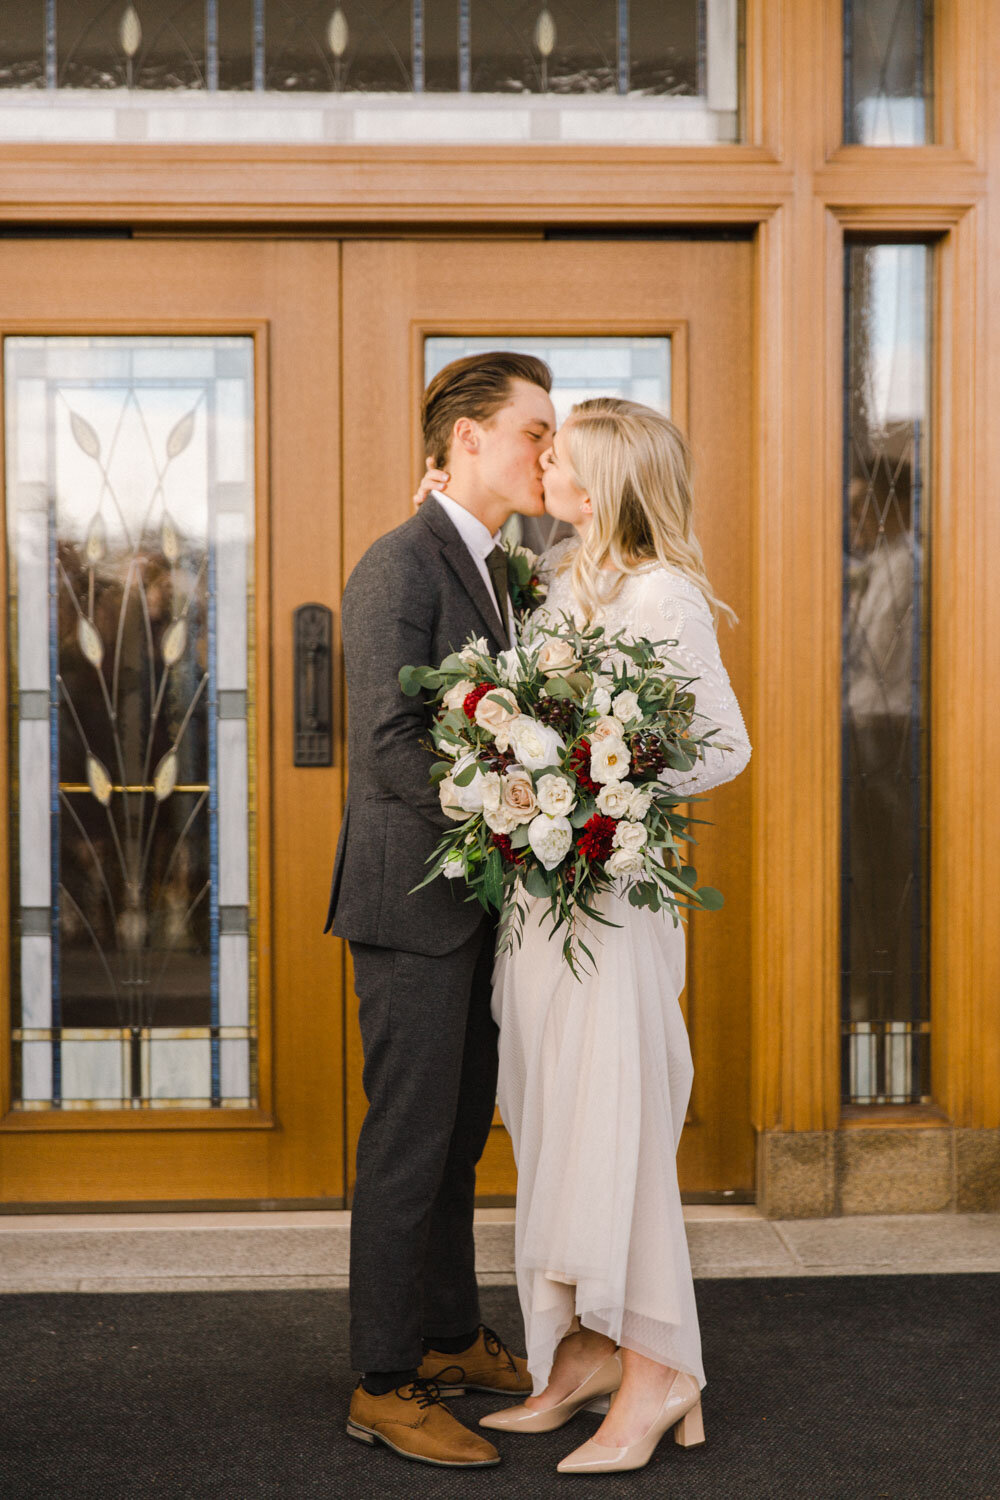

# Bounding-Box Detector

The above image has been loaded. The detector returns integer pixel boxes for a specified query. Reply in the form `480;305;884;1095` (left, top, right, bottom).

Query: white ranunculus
442;850;467;880
607;847;645;878
596;780;633;819
612;689;641;725
590;685;613;716
484;801;517;835
508;715;565;772
501;767;538;825
442;678;476;714
536;636;580;677
474;685;519;738
590;714;624;743
527;812;573;871
459;638;489;668
613;820;648;853
438;776;470;822
450;753;490;813
628;786;653;820
535;773;577;818
496;649;523;685
589;737;631;784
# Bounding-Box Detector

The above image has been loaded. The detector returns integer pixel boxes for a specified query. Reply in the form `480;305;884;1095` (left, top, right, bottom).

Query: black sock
361;1368;419;1396
422;1328;480;1355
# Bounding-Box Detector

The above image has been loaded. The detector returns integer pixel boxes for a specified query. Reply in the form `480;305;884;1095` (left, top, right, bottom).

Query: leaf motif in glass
120;5;142;60
84;512;107;564
328;8;349;58
166;408;197;460
161;617;187;667
535;10;557;59
161;511;180;563
153;747;179;802
70;410;101;460
86;752;113;806
77;615;105;668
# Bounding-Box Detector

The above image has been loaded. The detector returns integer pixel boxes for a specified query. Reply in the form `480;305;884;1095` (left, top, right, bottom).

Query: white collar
432;490;501;561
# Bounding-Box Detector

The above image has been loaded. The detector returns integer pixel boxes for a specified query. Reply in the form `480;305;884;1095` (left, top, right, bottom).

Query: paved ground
1;1206;998;1292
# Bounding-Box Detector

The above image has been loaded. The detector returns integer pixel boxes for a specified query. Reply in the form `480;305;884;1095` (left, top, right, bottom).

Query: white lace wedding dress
492;539;752;1394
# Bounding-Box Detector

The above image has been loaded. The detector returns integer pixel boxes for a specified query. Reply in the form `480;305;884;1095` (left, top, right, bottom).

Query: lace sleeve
638;570;751;797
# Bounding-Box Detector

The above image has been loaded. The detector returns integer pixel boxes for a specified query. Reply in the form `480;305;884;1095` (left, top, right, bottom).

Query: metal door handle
293;603;333;766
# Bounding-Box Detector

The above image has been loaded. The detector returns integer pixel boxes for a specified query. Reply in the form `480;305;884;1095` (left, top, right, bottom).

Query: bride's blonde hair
559;398;735;627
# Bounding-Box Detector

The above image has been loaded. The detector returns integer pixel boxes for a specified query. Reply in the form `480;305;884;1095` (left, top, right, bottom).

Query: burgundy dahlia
576;813;616;864
568;739;601;796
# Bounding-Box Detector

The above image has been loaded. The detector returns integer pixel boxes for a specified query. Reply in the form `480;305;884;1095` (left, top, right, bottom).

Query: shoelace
481;1324;518;1374
397;1377;445;1410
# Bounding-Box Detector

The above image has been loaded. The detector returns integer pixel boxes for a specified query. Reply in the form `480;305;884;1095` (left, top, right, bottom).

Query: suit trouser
348;916;498;1372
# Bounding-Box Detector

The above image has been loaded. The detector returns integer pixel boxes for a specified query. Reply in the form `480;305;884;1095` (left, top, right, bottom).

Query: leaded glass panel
842;243;931;1104
844;0;934;145
5;336;258;1110
424;334;670;553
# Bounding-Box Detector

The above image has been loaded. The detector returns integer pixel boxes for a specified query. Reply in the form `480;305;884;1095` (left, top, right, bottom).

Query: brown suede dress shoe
419;1325;532;1396
346;1379;500;1468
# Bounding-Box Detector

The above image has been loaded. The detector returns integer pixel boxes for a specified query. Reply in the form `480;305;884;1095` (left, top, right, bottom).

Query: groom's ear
452;416;480;455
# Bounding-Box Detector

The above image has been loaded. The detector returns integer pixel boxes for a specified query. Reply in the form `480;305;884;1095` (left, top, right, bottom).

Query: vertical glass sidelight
5;337;258;1110
842;244;931;1104
424;334;670;553
844;0;934;145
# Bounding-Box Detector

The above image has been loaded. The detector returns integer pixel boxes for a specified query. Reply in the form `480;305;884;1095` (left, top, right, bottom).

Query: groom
325;351;556;1467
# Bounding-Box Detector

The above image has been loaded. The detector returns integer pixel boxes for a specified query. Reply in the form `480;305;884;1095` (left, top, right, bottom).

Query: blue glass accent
206;0;219;91
412;0;424;92
253;0;265;91
45;0;57;90
458;0;471;92
617;0;628;94
48;492;62;1106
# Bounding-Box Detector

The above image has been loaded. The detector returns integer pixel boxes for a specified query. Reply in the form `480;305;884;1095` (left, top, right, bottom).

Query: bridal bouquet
400;618;724;974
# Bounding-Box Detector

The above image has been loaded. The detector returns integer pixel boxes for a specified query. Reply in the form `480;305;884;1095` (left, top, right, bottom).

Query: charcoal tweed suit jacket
324;495;510;956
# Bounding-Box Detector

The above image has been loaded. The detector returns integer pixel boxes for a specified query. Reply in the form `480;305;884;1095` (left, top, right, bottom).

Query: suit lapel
418;496;509;652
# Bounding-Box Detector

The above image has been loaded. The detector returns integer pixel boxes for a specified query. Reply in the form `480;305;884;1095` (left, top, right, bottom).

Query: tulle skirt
492;890;705;1394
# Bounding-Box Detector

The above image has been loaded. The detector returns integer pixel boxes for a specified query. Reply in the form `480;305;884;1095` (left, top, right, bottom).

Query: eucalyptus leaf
696;886;724;910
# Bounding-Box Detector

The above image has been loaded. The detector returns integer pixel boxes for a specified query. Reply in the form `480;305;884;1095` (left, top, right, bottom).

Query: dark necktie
485;545;510;640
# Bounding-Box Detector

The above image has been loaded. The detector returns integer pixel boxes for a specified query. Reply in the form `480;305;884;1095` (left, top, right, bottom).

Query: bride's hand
414;459;449;508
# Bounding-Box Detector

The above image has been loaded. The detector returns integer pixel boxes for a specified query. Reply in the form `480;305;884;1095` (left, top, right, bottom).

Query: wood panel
341;237;755;1198
0;239;346;1203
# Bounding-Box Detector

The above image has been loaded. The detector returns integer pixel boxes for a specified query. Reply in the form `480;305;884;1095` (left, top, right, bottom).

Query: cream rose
590;714;624;744
535;773;577;818
527;812;573;870
590;685;613;716
628;786;654;820
481;774;503;816
589;737;631;784
438;776;470;822
458;638;489;668
596;780;634;819
474;686;519;738
613;820;648;853
612;689;641;725
442;678;476;714
536;637;580;677
449;755;494;814
483;801;517;835
508;715;565;772
607;847;645;878
501;767;539;825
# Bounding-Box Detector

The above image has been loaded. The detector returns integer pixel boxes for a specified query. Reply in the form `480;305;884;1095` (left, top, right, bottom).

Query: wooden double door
0;234;752;1207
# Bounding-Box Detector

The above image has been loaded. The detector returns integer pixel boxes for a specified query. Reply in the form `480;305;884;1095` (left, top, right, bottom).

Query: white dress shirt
432;490;516;644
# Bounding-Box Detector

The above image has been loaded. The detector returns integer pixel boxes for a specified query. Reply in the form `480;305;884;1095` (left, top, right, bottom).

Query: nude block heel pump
673;1395;705;1447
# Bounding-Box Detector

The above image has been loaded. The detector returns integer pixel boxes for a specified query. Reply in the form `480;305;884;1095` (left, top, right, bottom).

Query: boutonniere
504;540;548;620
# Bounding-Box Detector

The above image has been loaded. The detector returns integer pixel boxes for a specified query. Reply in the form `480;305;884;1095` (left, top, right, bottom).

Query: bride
420;396;750;1474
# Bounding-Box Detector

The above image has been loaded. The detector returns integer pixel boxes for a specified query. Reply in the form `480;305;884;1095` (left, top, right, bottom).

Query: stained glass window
842;244;931;1104
5;336;258;1110
844;0;934;146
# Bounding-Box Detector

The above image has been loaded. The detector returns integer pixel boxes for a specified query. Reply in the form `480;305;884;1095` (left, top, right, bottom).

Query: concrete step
1;1206;998;1293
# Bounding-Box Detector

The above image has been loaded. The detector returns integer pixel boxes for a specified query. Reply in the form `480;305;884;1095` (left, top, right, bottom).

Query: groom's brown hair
422;351;553;467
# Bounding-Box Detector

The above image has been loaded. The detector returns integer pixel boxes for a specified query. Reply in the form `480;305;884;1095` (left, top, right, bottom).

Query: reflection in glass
0;0;47;88
264;0;412;92
844;0;934;145
5;337;257;1110
57;1;211;90
424;334;670;553
842;244;930;1104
